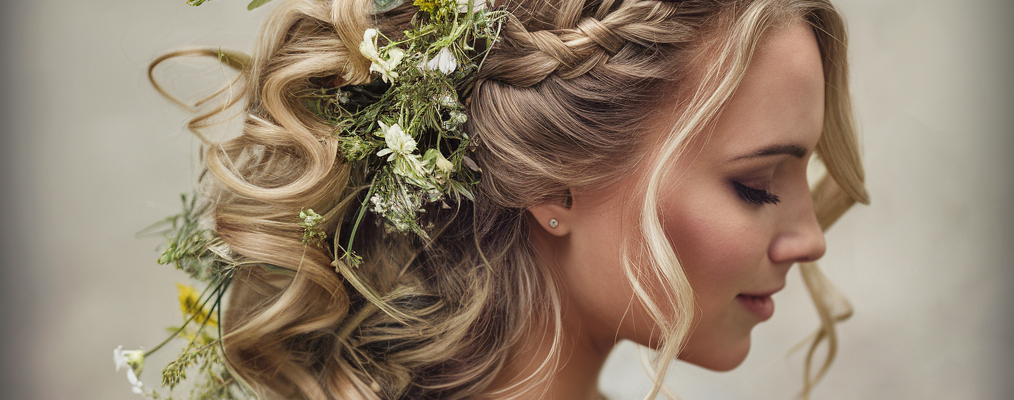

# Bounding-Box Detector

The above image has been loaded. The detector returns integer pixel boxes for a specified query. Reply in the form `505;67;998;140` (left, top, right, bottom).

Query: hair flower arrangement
311;0;505;267
117;0;506;397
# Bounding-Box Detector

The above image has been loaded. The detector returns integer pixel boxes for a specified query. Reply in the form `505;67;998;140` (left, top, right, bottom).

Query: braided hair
169;0;869;399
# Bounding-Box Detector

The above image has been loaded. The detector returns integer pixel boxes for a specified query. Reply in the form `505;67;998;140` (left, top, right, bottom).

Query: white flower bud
423;47;457;75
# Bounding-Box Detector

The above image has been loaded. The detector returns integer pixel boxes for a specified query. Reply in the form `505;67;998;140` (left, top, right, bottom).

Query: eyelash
732;181;780;205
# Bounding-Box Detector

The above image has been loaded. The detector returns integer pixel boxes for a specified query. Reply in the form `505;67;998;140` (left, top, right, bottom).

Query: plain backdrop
0;0;1011;399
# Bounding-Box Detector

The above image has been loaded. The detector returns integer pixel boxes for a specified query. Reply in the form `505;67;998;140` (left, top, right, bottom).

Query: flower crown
117;0;504;397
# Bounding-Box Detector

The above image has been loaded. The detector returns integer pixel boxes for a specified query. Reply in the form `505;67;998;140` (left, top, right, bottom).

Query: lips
736;291;777;321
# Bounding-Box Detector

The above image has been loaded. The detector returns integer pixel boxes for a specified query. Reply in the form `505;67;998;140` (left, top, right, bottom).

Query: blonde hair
150;0;869;399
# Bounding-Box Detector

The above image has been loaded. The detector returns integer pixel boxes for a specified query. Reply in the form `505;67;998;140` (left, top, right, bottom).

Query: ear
528;196;573;236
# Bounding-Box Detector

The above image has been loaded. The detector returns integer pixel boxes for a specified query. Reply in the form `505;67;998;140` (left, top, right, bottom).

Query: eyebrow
730;144;808;161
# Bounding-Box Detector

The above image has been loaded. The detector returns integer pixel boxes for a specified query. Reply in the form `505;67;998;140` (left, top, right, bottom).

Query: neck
489;284;614;400
486;217;617;399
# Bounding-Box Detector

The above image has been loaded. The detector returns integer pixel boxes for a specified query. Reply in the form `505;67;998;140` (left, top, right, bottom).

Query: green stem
343;175;380;262
475;12;505;73
216;273;231;341
144;278;221;356
187;278;227;349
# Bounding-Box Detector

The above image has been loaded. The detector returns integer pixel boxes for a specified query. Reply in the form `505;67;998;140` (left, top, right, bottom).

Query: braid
479;0;691;86
159;0;864;398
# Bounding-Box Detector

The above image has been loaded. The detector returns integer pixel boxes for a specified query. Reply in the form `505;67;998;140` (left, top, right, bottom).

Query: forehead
704;21;825;159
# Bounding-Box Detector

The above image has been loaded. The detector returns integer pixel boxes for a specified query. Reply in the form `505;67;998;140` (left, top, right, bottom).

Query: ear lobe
528;202;571;236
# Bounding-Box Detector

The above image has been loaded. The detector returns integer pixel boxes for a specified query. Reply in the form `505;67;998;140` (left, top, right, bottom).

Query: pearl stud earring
548;218;559;228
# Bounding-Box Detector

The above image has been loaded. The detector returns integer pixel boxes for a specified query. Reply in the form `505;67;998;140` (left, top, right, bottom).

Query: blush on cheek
663;194;763;285
659;187;768;370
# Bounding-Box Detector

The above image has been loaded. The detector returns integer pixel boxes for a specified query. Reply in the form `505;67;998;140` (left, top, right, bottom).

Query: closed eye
733;181;780;205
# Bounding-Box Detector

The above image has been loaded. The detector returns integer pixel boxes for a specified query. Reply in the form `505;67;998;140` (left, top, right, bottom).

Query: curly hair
150;0;868;398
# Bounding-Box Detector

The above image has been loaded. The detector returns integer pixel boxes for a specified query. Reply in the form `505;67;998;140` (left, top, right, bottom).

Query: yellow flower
413;0;440;14
176;283;217;327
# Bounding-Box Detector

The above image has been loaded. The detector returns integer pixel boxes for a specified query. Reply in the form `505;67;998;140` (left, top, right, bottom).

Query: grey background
0;0;1011;399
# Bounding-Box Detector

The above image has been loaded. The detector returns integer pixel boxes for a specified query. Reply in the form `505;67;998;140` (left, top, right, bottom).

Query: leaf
462;155;480;172
186;0;211;6
246;0;273;10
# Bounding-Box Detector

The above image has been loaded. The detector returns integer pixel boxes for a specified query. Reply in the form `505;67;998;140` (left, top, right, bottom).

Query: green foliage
132;194;251;398
147;193;226;283
162;341;219;390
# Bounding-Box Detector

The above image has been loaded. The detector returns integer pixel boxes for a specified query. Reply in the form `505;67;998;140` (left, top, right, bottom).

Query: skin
513;21;828;399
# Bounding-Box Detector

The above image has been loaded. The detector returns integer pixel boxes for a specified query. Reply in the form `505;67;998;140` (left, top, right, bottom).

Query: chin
677;336;752;372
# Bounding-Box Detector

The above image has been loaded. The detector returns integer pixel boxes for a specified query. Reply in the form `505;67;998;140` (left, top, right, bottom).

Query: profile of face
530;21;827;371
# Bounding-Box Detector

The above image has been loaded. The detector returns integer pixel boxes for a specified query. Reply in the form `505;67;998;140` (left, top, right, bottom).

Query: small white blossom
375;122;430;181
422;47;457;74
359;28;405;83
376;48;405;82
114;346;145;396
375;122;417;161
370;193;388;214
114;345;145;374
457;0;487;13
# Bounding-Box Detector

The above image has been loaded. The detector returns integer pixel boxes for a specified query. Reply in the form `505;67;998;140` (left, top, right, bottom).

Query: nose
768;186;826;264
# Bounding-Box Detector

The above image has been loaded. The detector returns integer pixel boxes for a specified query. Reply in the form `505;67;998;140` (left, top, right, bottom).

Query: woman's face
532;21;827;371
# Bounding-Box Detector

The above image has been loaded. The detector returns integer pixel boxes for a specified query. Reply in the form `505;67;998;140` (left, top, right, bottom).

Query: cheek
662;183;767;295
660;179;771;369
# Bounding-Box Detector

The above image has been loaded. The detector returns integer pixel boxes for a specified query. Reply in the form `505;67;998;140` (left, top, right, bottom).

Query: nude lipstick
736;293;775;321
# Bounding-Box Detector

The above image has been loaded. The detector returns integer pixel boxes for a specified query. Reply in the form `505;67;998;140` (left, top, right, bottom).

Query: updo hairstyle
151;0;869;398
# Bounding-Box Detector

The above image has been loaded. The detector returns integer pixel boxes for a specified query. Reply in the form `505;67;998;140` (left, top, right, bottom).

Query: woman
140;0;868;398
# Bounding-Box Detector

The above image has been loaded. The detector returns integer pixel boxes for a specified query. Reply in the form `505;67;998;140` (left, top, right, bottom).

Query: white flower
375;122;417;161
114;346;145;396
422;47;457;74
114;345;145;374
370;193;388;214
359;29;405;83
457;0;487;13
375;122;430;180
359;28;381;61
376;48;405;82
